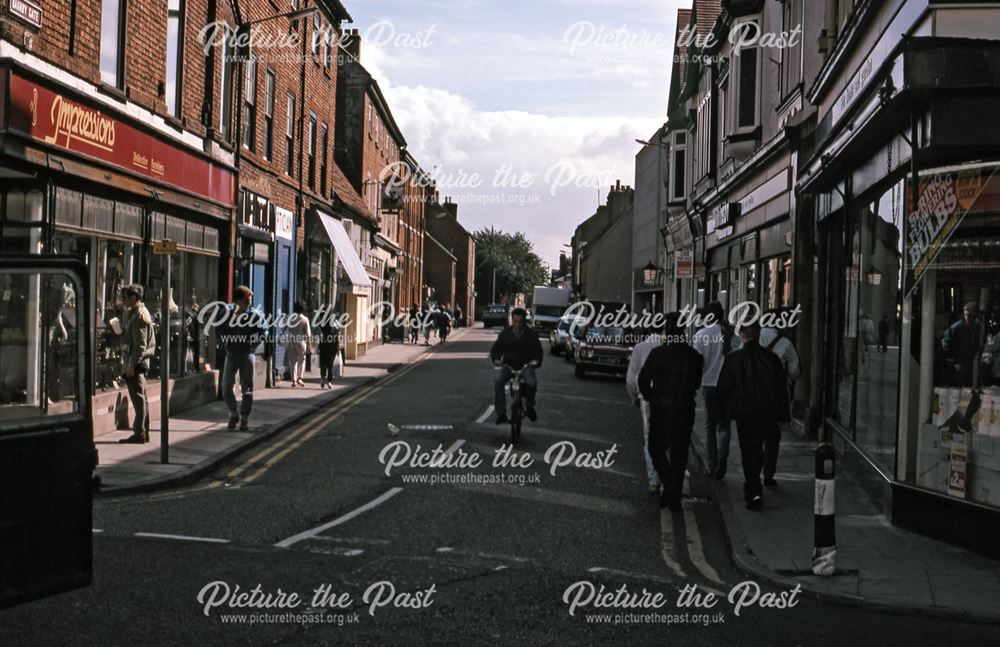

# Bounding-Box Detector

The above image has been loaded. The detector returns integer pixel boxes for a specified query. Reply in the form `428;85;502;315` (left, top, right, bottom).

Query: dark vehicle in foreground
482;304;511;328
574;325;632;378
0;256;95;609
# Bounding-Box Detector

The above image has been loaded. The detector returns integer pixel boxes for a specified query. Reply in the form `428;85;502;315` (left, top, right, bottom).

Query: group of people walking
626;303;799;512
406;304;459;346
117;284;342;443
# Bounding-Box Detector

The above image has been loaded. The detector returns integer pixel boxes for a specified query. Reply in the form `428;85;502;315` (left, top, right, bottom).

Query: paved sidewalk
687;404;1000;622
96;328;473;495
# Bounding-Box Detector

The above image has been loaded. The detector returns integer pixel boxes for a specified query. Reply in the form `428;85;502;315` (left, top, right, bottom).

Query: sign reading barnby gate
7;72;235;207
904;165;1000;298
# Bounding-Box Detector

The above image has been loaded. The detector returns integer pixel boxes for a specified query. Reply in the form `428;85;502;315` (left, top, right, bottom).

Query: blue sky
346;0;688;267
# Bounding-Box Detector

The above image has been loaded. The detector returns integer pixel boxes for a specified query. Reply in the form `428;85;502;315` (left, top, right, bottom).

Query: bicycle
498;361;538;445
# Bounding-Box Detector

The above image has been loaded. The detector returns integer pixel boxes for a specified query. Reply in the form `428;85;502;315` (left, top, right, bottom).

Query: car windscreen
535;305;565;317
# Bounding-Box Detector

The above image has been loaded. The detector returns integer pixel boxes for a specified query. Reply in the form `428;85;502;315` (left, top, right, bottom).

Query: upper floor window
100;0;126;87
307;113;317;190
165;0;184;116
320;123;329;195
285;93;295;176
312;13;322;57
780;0;803;98
670;131;687;202
731;21;760;131
242;57;258;151
219;25;235;139
263;68;276;160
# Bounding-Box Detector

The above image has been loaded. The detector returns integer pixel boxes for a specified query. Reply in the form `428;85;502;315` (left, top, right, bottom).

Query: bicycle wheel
510;398;522;444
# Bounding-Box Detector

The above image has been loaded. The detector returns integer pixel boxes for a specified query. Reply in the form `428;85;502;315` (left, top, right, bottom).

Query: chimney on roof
343;29;361;60
443;198;458;220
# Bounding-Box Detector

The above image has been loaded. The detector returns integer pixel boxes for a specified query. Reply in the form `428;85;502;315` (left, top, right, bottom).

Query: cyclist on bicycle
490;307;543;424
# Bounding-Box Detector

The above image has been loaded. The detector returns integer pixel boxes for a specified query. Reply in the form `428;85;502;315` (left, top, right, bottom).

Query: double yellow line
225;339;447;486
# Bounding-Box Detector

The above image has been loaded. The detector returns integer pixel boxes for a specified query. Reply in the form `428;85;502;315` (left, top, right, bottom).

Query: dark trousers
318;343;336;380
734;415;778;502
648;406;695;507
763;423;781;482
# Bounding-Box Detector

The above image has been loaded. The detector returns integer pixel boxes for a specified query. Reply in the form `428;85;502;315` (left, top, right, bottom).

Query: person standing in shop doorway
718;321;790;511
119;284;156;444
218;286;265;431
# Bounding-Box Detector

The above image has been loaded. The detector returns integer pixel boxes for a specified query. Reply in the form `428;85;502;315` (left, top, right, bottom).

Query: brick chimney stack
343;29;361;60
443;198;458;220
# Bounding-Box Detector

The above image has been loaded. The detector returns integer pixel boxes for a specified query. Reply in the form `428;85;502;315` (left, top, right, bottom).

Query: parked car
574;325;632;379
565;324;587;363
549;315;586;356
482;304;511;328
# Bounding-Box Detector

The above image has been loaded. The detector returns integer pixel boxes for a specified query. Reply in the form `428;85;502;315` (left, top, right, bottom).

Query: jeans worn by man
493;364;536;416
703;385;732;478
222;351;255;428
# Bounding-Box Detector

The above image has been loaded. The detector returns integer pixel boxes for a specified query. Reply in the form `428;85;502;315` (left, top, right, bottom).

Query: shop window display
900;164;1000;505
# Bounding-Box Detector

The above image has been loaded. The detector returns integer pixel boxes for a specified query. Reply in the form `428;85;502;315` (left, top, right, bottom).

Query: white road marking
134;532;230;544
436;547;455;553
390;423;455;432
494;565;508;571
683;503;725;586
444;439;466;456
92;529;103;533
274;487;404;548
659;510;687;579
586;566;675;585
475;405;495;424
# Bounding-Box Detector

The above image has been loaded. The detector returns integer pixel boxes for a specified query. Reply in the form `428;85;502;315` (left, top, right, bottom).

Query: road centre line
275;487;405;548
475;405;495;424
135;532;231;544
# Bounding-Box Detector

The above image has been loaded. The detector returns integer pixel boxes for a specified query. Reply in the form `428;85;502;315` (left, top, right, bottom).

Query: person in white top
284;301;313;387
691;302;739;479
758;311;800;486
626;328;664;493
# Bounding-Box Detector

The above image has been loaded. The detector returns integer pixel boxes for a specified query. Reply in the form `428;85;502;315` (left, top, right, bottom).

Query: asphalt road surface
3;328;998;646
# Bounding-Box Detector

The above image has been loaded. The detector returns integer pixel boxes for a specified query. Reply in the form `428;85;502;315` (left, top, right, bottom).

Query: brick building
423;233;456;311
0;0;239;433
425;198;475;325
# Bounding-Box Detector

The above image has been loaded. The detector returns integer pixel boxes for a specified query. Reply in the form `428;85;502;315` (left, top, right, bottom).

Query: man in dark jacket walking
638;312;704;511
490;307;543;424
717;321;790;510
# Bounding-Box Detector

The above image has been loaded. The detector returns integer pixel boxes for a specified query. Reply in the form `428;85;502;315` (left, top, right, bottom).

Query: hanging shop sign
675;249;694;279
904;165;1000;298
9;73;235;206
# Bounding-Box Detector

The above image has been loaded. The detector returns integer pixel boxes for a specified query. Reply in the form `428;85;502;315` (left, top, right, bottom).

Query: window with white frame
242;56;257;151
731;19;760;131
285;93;295;176
100;0;126;87
165;0;184;116
263;68;275;160
670;131;687;202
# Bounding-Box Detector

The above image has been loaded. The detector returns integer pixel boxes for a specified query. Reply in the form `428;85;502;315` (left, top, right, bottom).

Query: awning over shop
318;212;369;295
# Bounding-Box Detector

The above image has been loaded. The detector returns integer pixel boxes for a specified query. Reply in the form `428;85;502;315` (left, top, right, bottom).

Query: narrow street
3;330;998;645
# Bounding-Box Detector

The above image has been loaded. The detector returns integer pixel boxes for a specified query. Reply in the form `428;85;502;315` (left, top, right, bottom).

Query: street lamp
643;262;658;287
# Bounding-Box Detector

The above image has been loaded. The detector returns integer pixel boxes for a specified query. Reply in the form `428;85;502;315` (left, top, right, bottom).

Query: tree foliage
473;227;549;304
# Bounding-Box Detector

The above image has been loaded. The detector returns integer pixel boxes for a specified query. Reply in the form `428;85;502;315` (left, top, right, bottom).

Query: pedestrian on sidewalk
638;312;704;511
118;284;156;444
285;301;312;387
408;305;420;344
317;314;340;389
717;320;790;511
878;314;890;352
217;286;266;431
626;327;663;495
436;305;451;344
691;301;738;480
454;305;463;329
422;305;433;345
759;311;800;487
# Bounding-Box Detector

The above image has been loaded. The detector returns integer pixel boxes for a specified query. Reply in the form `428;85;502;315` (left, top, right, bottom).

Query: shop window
166;0;184;116
900;165;1000;505
263;68;276;161
309;245;332;313
762;255;792;310
100;0;126;88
